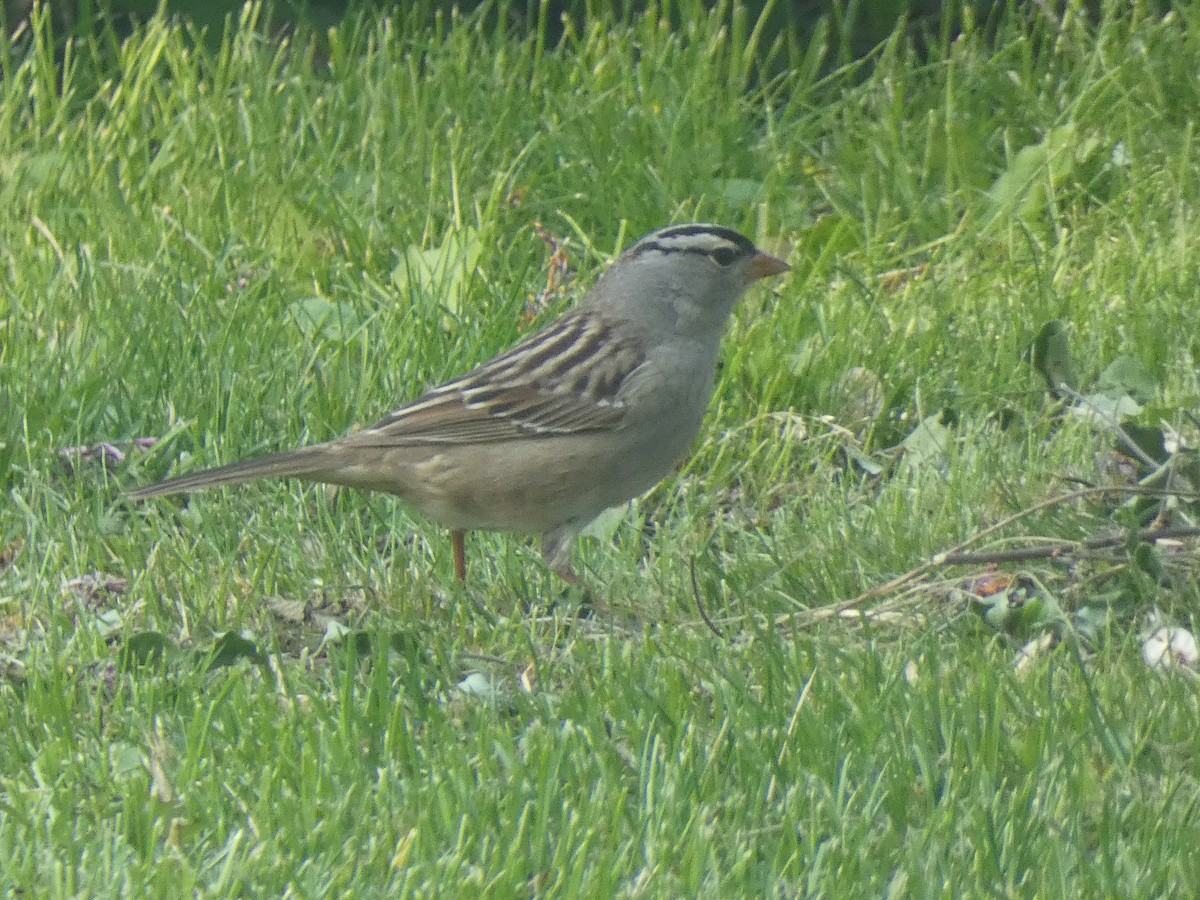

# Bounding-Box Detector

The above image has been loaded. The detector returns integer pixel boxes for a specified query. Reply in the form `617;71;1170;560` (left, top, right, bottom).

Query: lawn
2;1;1200;895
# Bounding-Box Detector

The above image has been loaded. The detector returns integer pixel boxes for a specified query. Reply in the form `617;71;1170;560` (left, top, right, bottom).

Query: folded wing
347;310;646;447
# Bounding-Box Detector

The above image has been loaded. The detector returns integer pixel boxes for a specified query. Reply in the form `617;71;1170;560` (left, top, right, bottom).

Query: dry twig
798;485;1200;625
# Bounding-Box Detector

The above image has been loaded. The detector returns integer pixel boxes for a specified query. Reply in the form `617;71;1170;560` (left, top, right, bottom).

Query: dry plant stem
689;556;726;639
938;524;1200;566
452;530;467;582
837;485;1200;612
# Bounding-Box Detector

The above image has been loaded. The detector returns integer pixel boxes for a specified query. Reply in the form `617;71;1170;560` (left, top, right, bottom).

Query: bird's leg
552;562;582;586
451;530;467;582
541;528;580;585
541;527;608;615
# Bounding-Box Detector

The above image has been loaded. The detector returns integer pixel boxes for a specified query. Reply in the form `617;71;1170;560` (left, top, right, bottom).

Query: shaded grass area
2;1;1200;893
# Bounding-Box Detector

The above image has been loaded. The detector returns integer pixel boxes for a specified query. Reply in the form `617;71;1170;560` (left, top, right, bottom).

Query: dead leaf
57;437;157;475
524;220;573;323
63;572;128;608
0;538;23;571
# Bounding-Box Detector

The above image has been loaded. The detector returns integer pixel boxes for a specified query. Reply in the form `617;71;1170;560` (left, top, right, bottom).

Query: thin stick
844;485;1200;609
451;530;467;582
938;525;1200;566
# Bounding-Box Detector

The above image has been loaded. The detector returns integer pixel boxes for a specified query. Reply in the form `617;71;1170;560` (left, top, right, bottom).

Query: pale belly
320;419;699;536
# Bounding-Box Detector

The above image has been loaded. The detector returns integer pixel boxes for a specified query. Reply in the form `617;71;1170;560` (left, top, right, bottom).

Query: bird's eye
708;245;740;267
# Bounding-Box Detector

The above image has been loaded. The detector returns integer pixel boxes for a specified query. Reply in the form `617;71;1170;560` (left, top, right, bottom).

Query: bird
129;223;790;584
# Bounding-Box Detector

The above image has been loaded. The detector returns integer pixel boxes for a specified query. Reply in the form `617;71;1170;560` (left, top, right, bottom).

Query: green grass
3;0;1200;894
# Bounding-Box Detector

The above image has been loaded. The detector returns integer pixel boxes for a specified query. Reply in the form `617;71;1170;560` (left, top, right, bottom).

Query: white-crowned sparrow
130;223;789;583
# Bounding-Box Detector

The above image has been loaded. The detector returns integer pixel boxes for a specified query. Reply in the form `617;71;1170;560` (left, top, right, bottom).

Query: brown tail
127;444;336;499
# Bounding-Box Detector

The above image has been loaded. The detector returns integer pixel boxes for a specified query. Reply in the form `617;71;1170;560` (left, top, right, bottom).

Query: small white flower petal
1142;627;1199;668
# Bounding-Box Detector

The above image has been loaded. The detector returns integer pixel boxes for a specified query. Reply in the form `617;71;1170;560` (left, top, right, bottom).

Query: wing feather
345;310;646;448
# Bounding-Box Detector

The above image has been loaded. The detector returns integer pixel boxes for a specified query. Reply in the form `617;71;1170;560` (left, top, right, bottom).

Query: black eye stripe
707;246;740;266
636;242;711;257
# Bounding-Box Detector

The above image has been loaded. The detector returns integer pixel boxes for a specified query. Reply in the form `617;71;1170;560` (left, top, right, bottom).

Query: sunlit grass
2;1;1200;894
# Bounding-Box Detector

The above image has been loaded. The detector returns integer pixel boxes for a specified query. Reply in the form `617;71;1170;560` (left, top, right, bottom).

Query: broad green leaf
93;609;125;638
1073;605;1114;644
1097;355;1156;404
1067;392;1143;423
843;444;885;476
109;742;145;777
983;123;1079;229
119;631;175;669
899;413;952;473
581;503;632;542
1120;423;1168;465
716;177;765;208
9;150;74;190
204;631;266;670
1026;319;1077;394
1132;542;1165;580
392;227;483;319
288;296;362;342
322;619;354;645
